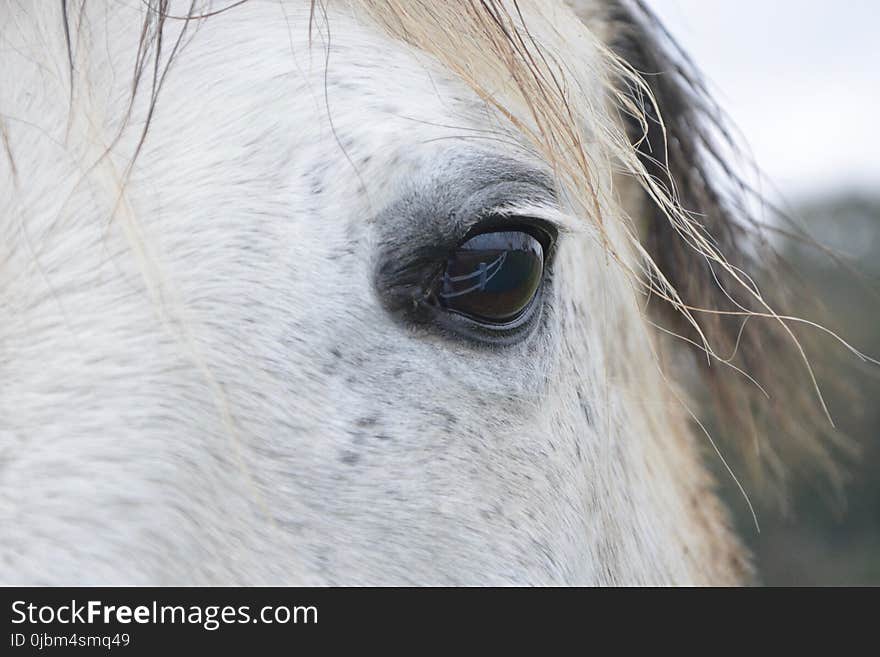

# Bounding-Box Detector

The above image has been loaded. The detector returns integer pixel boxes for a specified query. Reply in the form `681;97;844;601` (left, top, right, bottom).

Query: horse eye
436;229;545;326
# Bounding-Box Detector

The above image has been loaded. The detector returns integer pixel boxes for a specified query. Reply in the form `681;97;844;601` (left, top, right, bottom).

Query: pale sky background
645;0;879;201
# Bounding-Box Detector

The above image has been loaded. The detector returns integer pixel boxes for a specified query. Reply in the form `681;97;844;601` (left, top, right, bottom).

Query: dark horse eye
437;229;545;326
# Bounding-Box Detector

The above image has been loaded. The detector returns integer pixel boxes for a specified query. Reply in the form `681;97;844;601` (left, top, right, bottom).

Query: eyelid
475;201;576;237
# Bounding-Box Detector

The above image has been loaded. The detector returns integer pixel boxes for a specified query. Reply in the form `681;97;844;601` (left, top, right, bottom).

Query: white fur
0;1;742;584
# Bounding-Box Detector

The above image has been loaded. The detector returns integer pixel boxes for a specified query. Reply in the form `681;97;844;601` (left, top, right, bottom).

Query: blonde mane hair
63;0;869;501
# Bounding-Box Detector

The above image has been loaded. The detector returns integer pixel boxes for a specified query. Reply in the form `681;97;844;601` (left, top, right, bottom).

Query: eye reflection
438;230;544;325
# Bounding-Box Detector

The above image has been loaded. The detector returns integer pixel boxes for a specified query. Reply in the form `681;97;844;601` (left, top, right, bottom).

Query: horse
0;0;850;584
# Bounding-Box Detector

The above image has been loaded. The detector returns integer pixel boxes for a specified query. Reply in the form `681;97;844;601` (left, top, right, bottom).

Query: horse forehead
148;2;609;156
144;5;617;259
178;5;477;111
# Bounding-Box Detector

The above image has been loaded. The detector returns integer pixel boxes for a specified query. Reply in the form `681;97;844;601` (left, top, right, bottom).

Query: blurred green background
646;0;879;586
720;194;880;586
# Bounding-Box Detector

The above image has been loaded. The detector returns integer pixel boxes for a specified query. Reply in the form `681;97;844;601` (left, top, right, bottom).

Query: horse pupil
439;230;544;324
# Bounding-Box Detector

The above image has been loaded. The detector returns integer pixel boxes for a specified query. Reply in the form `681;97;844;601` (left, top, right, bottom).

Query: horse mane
60;0;859;499
602;0;855;495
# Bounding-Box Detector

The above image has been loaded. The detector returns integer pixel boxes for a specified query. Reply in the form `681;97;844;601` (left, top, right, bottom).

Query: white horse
0;0;841;584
